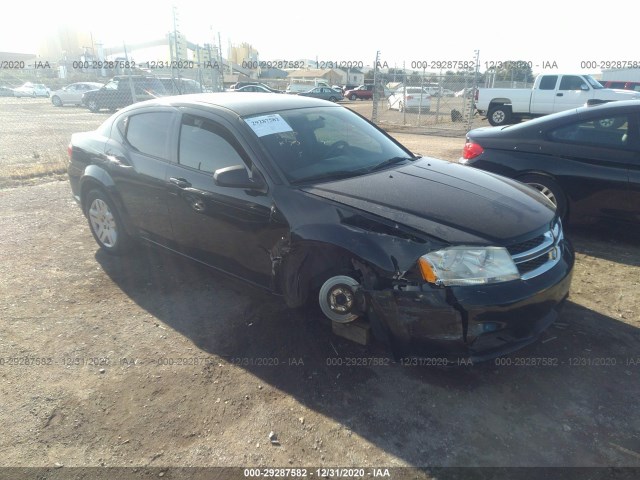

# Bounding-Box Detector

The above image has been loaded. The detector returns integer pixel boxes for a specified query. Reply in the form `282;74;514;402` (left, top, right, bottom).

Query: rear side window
550;115;630;149
126;112;174;159
539;76;558;90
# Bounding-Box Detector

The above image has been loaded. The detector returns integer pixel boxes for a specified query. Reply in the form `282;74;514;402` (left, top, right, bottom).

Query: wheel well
488;100;512;110
81;180;137;235
278;243;372;308
80;179;106;213
515;172;570;219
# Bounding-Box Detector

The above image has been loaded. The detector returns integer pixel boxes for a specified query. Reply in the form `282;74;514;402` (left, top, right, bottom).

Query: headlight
418;246;519;287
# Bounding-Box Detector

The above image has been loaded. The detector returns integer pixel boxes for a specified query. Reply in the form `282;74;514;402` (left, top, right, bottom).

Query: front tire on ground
349;94;357;101
518;174;568;220
51;96;62;107
85;189;132;255
487;105;512;126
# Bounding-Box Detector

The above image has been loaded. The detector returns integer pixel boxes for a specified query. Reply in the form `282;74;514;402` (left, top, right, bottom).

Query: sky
1;0;638;75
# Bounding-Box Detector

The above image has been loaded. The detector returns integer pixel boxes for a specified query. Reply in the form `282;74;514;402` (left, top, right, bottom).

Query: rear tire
487;105;512;126
84;189;133;255
518;174;567;220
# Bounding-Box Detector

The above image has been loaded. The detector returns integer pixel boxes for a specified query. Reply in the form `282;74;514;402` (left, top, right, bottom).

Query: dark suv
82;76;168;113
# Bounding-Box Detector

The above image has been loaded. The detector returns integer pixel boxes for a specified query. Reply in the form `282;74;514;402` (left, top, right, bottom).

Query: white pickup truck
475;74;640;126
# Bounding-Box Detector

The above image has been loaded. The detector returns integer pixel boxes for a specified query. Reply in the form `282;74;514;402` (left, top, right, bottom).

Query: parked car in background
159;77;203;95
461;100;640;224
475;74;640;126
600;80;640;92
387;87;431;112
227;81;282;93
67;92;573;362
285;79;331;94
233;84;276;93
13;82;50;97
0;86;15;97
343;84;374;100
297;86;343;102
81;75;167;112
51;82;103;106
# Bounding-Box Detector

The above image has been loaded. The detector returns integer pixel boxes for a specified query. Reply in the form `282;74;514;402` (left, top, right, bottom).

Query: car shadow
567;222;640;267
96;245;640;468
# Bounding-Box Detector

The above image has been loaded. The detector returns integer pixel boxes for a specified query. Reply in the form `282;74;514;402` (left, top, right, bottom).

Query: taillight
462;141;484;160
406;95;414;100
67;143;72;159
474;88;478;101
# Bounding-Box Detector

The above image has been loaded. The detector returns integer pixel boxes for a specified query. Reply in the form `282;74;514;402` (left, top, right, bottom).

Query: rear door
105;107;179;243
530;75;558;114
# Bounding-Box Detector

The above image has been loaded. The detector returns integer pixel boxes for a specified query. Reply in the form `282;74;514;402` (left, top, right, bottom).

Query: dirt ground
0;98;639;478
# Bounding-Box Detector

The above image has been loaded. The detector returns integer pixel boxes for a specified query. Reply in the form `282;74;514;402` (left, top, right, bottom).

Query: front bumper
366;240;574;362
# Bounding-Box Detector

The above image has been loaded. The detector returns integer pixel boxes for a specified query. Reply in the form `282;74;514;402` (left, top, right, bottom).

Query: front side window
178;114;246;173
125;112;174;159
559;75;587;91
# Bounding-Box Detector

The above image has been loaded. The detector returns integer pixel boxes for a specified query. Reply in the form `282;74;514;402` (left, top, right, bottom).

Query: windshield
585;75;603;89
245;106;412;184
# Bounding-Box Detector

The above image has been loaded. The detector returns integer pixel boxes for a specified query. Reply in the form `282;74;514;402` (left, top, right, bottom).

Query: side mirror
580;84;589;91
214;165;265;190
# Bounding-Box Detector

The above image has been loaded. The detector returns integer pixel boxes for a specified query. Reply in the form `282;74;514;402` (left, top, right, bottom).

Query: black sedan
462;100;640;224
68;93;573;362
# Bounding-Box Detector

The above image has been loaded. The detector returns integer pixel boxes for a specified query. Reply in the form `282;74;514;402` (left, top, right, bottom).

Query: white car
14;82;50;97
387;87;431;112
51;82;103;106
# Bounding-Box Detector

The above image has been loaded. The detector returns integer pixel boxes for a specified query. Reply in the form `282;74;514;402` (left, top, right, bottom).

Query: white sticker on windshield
245;114;293;137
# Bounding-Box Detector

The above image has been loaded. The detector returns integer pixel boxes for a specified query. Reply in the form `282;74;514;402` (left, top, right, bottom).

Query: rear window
539;76;558;90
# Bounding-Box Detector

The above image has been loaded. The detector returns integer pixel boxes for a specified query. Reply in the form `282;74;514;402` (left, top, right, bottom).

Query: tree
488;61;533;84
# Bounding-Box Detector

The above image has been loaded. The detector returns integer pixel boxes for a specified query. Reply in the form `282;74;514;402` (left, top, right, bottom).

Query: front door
164;111;286;287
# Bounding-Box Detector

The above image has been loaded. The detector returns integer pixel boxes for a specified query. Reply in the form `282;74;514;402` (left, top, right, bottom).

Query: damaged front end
269;187;574;362
364;223;574;362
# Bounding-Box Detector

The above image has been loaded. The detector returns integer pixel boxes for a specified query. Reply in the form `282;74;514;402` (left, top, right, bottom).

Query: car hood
602;88;640;100
301;158;555;244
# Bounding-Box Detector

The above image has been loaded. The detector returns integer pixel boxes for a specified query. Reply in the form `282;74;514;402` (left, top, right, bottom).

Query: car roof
129;92;339;116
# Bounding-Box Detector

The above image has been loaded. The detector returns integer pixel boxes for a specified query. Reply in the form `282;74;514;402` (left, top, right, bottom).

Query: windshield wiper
292;170;361;185
367;156;414;173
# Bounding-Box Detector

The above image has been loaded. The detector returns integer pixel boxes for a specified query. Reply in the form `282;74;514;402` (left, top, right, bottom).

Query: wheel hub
328;286;354;313
318;275;361;323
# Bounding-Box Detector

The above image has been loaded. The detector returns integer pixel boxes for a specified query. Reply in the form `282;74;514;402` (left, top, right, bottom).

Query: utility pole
372;50;380;122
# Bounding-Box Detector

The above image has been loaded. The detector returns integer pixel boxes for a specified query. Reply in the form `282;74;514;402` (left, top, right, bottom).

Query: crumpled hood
302;157;555;244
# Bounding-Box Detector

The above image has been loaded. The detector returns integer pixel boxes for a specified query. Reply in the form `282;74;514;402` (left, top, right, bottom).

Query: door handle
169;177;192;188
556;93;563;97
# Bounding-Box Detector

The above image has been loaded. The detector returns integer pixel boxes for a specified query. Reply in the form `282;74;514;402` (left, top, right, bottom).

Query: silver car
14;82;50;98
297;87;343;102
51;82;103;106
387;87;431;112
